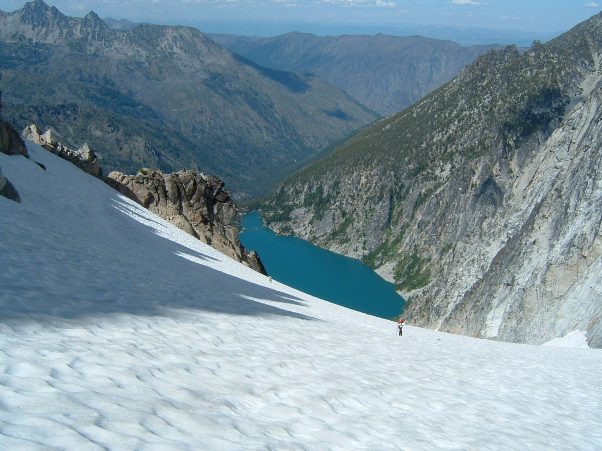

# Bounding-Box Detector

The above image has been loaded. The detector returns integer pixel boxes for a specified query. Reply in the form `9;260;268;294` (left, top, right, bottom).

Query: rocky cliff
23;124;102;177
0;88;27;159
0;87;27;202
19;122;265;273
106;169;265;274
263;14;602;347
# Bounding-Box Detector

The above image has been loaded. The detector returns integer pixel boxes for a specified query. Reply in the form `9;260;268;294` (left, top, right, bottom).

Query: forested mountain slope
0;1;376;197
212;32;497;116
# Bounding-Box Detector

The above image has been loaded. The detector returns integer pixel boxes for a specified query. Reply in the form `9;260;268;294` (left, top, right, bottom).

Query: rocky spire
19;0;52;26
79;10;111;41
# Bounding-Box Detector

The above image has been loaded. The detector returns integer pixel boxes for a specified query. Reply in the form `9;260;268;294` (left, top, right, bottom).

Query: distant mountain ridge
103;17;139;31
0;0;377;197
211;32;498;116
263;13;602;347
202;21;553;47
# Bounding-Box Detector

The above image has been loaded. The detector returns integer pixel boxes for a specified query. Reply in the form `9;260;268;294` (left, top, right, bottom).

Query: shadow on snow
0;185;314;325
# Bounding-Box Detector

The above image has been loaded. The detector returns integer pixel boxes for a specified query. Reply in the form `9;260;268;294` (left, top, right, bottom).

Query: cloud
586;2;599;7
451;0;480;4
375;0;396;7
316;0;370;6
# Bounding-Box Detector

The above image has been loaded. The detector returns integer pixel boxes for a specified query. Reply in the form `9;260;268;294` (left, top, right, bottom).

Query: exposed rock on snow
21;122;264;273
0;97;25;202
107;169;265;274
0;166;20;203
0;94;27;157
23;124;101;178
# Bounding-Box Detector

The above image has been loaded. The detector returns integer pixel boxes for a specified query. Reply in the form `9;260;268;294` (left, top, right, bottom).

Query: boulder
41;129;58;147
22;124;44;145
0;166;20;203
78;143;94;162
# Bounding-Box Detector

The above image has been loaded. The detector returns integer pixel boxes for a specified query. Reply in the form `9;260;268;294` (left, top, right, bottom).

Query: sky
0;0;600;39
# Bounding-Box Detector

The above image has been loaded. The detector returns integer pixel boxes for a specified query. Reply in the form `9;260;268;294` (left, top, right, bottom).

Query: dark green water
240;212;404;319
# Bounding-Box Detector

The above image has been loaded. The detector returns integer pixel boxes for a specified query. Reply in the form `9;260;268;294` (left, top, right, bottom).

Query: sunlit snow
1;143;601;449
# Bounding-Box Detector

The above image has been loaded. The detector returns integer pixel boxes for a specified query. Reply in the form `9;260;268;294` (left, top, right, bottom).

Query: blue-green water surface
240;212;404;319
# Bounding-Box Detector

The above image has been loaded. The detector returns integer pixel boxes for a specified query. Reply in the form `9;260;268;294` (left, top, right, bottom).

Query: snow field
0;144;601;450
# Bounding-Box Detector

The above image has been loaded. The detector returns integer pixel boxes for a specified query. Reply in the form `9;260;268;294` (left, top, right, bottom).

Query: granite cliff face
264;15;602;347
107;169;265;274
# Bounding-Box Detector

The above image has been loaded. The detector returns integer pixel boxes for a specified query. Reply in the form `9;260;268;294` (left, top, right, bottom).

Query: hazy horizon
1;0;597;46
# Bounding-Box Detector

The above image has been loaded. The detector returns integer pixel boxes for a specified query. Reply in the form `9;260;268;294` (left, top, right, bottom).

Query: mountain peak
84;10;101;21
26;0;49;9
81;10;109;34
18;0;65;27
21;0;50;15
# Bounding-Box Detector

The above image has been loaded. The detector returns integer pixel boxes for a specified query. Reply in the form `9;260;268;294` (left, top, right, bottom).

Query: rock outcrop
23;124;101;177
0;166;20;203
0;122;28;158
263;14;602;347
107;169;266;274
20;122;265;273
0;88;25;202
0;92;27;158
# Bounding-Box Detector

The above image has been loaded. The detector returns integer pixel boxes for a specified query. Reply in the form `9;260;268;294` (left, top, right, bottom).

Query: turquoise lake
240;212;405;319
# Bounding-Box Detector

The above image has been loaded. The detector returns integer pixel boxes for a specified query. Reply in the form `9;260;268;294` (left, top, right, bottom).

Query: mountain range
211;32;497;116
263;13;602;347
0;0;376;197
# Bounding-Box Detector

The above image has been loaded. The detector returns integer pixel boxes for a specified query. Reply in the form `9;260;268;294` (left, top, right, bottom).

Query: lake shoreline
240;211;405;319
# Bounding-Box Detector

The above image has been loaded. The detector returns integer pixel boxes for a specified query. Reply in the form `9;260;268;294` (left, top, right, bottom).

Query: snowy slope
1;144;601;450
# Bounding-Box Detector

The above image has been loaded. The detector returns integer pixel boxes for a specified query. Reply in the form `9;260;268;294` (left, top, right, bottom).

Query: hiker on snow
398;318;405;336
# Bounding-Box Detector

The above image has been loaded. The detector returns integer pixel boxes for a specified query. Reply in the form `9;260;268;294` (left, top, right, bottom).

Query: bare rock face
20;122;265;273
0;94;27;157
0;122;28;157
0;166;20;203
106;169;266;274
0;93;25;202
22;124;102;178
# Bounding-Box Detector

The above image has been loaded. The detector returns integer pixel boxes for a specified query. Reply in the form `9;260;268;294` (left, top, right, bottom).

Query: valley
1;0;601;448
0;0;376;198
263;14;602;348
212;32;497;116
